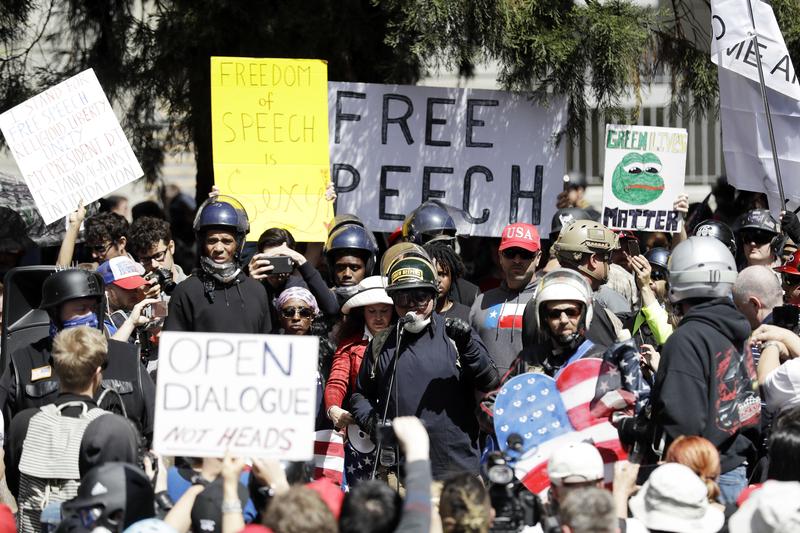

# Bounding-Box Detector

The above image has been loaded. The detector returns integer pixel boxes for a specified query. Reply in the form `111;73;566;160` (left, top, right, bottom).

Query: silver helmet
668;236;738;303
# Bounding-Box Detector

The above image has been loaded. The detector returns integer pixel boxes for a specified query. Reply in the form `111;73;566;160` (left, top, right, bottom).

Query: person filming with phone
248;227;339;332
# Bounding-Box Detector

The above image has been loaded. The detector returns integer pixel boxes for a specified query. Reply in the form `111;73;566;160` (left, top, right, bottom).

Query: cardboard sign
211;57;333;242
329;82;567;236
0;69;143;224
601;125;688;233
153;331;319;459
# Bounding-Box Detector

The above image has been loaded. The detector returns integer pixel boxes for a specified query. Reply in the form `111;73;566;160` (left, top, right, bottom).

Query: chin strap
200;256;241;284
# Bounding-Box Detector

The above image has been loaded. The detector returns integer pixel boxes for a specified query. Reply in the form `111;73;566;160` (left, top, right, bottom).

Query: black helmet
328;214;364;236
40;270;104;311
385;256;437;294
692;219;737;255
737;209;780;234
324;224;379;273
644;247;670;271
193;195;250;258
402;201;457;245
550;208;591;237
61;463;154;531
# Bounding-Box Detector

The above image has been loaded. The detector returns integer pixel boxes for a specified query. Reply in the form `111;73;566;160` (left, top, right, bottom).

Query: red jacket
324;333;370;412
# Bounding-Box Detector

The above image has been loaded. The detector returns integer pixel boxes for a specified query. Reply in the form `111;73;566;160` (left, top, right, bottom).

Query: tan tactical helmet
553;220;619;281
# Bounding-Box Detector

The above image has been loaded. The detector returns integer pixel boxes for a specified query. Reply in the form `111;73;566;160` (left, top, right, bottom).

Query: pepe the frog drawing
611;152;665;205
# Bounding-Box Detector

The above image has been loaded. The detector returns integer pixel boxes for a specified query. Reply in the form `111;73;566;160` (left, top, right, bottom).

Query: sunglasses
741;230;774;245
88;241;114;254
650;268;668;282
546;307;582;320
281;306;313;319
501;248;537;261
783;273;800;287
390;289;434;307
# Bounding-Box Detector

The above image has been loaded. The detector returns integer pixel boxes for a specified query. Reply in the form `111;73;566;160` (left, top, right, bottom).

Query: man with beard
479;268;606;430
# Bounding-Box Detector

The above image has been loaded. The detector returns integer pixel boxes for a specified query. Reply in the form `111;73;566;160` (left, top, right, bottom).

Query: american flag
494;359;627;496
484;302;526;330
313;429;345;485
590;340;650;419
342;424;375;489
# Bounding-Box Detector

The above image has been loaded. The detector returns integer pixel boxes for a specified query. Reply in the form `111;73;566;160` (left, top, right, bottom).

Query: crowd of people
1;175;800;533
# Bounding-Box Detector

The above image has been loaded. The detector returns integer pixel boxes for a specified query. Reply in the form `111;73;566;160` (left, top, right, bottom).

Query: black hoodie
651;298;760;473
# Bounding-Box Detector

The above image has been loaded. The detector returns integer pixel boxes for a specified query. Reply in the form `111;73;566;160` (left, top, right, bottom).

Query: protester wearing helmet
541;207;592;273
736;209;783;269
470;223;542;376
552;220;626;347
324;223;379;301
164;195;271;334
693;219;737;256
774;249;800;306
649;236;760;505
5;328;140;533
350;256;499;480
401;201;480;308
0;269;155;443
478;269;606;431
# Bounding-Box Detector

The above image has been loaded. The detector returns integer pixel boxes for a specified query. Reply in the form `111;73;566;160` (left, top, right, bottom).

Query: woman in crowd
324;276;395;429
424;242;472;321
665;436;722;504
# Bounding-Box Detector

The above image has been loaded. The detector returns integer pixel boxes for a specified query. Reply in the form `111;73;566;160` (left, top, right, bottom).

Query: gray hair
733;266;783;310
559;487;617;533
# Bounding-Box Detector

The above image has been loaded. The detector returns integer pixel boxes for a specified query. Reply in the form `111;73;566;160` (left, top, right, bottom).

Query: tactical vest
16;402;107;533
11;337;145;432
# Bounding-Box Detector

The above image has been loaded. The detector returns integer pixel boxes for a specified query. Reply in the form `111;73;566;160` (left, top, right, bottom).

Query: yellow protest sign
211;57;332;242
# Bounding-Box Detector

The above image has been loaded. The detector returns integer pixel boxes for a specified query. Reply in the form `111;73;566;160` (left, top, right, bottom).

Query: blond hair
52;327;107;391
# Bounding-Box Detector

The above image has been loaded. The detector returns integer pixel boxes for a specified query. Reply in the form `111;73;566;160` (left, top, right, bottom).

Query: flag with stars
590;340;650;419
494;359;627;496
341;424;375;489
484;302;526;330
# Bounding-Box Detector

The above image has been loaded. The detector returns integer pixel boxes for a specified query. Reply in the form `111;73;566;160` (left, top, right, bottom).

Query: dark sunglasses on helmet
390;289;434;307
546;307;582;320
501;248;537;261
650;268;668;282
741;229;774;245
280;306;313;319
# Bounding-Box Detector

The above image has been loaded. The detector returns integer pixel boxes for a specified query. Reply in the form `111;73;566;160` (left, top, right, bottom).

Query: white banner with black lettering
153;331;319;459
329;82;567;236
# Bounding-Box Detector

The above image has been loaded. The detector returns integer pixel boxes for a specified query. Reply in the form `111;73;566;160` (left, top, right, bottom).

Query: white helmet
524;268;594;344
668;236;738;303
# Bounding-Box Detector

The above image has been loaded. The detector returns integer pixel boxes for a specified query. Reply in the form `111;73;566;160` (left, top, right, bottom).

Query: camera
375;420;398;467
485;434;540;533
146;267;177;295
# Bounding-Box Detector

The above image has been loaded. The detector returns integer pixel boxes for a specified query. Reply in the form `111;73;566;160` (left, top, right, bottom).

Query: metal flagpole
745;0;786;207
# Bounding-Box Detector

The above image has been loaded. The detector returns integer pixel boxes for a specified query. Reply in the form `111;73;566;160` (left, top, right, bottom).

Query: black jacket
0;336;155;442
651;298;760;473
350;313;498;479
4;393;139;499
164;272;271;334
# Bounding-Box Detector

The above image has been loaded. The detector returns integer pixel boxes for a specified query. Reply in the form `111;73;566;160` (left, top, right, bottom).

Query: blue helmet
324;223;378;274
402;201;457;245
645;247;670;271
193;195;250;257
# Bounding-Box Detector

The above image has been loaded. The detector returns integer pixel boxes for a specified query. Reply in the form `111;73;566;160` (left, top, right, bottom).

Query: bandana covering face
274;286;320;315
200;256;241;284
402;311;430;333
49;312;99;338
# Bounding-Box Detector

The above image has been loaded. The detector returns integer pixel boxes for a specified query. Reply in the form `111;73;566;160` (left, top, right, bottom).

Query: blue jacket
350;313;497;479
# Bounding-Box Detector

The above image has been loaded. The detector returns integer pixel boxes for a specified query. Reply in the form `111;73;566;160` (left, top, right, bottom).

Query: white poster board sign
329;82;567;236
601;125;688;233
0;69;143;224
153;331;319;459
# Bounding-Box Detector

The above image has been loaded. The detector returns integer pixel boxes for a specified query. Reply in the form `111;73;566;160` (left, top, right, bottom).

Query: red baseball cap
499;223;541;252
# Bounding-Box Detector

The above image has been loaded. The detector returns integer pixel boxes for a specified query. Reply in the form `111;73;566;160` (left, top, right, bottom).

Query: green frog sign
602;125;688;233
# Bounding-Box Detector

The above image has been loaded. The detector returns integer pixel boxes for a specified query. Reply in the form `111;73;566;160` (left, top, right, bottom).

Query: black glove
445;317;472;353
781;210;800;244
365;412;380;439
